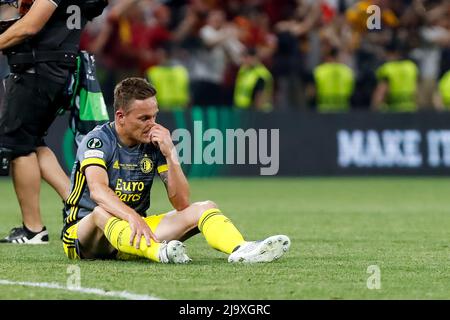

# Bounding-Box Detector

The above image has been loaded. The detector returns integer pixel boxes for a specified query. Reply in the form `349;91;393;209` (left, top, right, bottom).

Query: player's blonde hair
113;78;157;112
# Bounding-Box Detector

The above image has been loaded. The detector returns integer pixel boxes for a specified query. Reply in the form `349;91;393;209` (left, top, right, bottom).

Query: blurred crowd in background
2;0;450;113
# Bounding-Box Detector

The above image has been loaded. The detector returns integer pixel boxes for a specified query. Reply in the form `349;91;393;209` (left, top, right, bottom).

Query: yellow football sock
198;208;245;254
104;217;161;262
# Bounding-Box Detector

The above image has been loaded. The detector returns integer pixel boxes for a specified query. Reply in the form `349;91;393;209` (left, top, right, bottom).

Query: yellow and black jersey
62;122;168;232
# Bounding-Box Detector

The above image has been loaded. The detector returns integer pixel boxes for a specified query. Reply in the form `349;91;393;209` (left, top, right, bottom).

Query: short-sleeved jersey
62;122;168;231
6;0;107;84
32;0;88;83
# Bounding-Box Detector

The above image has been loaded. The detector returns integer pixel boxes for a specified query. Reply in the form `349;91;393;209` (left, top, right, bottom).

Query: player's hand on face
128;213;159;248
149;124;174;157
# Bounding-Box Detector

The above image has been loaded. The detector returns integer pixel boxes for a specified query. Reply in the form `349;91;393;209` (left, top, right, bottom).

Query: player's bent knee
188;200;218;225
193;200;218;211
91;207;101;224
91;206;112;229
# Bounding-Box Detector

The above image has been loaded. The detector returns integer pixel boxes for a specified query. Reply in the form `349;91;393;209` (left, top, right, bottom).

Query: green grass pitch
0;177;449;299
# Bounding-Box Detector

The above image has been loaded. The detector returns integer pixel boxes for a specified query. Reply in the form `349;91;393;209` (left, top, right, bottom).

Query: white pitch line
0;279;161;300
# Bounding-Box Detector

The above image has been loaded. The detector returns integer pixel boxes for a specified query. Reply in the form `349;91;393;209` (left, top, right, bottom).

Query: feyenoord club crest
140;156;153;174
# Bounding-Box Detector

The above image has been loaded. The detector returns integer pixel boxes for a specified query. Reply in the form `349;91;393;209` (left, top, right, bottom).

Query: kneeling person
62;78;290;263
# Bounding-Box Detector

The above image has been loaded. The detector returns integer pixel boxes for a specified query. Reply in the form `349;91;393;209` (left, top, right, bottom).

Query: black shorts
0;72;69;158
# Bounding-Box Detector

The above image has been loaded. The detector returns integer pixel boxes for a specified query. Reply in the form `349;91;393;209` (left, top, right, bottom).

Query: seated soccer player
62;78;291;263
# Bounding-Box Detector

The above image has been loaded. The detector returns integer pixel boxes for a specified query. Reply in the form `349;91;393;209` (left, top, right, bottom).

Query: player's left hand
149;124;175;158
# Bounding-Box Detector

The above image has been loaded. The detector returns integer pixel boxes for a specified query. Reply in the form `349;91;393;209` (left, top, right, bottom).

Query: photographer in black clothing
0;0;108;244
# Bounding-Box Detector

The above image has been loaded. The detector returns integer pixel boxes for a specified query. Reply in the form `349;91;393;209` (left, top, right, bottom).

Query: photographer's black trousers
0;73;69;159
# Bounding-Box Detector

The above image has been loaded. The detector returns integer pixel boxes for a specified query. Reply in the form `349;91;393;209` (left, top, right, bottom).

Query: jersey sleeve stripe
80;158;107;172
67;172;86;207
71;177;86;207
67;170;82;205
157;164;169;173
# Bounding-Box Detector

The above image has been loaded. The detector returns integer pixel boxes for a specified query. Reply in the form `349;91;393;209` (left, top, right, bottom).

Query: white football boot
0;226;49;244
228;235;291;263
158;240;192;264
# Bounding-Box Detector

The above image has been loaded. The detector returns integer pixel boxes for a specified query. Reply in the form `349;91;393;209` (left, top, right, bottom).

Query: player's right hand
128;213;159;249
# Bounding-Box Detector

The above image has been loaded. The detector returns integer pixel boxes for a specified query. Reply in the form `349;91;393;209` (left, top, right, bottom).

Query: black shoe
0;225;49;244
